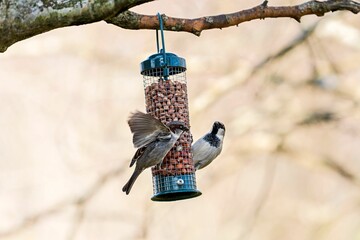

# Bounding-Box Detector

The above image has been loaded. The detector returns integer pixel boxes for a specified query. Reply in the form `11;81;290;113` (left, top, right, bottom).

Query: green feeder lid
140;52;186;76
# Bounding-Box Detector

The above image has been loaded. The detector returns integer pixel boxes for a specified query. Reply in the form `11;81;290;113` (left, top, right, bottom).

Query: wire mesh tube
142;67;201;201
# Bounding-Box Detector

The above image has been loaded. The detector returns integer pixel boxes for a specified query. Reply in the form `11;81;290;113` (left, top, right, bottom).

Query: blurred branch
289;109;360;188
0;199;71;237
239;156;277;240
285;148;360;186
0;164;126;238
239;121;359;240
305;30;360;106
304;37;321;79
281;108;359;185
232;94;358;237
298;111;338;125
67;206;85;240
253;22;318;72
311;34;342;75
138;202;152;240
323;157;358;183
305;31;341;87
108;0;360;36
65;165;126;240
192;22;319;114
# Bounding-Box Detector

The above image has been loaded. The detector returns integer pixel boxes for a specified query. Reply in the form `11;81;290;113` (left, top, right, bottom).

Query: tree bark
0;0;359;53
108;0;360;36
0;0;153;52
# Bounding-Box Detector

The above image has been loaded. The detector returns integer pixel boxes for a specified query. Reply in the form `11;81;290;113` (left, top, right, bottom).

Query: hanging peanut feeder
140;13;202;201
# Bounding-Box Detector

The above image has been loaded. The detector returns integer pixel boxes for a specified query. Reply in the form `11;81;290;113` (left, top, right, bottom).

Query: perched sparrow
192;121;225;170
122;111;188;195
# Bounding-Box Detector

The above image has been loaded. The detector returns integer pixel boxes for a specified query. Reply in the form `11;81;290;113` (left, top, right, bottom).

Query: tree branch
108;0;360;36
0;0;154;52
1;0;359;52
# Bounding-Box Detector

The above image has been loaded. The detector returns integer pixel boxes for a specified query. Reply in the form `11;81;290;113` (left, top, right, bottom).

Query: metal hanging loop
156;13;169;79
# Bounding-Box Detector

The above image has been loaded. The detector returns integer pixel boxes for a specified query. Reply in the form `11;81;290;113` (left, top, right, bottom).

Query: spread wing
128;111;171;148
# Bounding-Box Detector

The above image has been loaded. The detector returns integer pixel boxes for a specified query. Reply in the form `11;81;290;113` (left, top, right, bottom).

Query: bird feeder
140;13;202;201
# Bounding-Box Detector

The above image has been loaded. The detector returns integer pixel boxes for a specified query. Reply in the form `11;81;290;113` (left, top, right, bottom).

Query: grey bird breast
193;138;222;169
138;133;179;169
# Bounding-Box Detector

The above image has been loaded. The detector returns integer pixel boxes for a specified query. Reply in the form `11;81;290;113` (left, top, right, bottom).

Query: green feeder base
151;174;202;202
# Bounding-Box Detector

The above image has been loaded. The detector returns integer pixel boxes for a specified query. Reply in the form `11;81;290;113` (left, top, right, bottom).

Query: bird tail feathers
122;169;142;195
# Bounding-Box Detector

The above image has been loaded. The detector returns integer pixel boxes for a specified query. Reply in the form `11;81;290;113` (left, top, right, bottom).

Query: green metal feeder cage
140;13;202;201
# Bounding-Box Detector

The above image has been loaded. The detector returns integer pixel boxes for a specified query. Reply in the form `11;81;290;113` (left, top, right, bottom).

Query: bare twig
254;22;318;71
66;206;85;240
108;0;360;36
323;158;358;183
0;164;127;238
311;34;342;75
238;121;358;238
138;202;152;240
239;156;277;240
304;31;359;106
192;22;319;114
66;165;127;240
298;111;338;125
0;199;72;237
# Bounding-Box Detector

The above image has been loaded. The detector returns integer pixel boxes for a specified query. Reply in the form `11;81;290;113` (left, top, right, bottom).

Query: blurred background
1;0;360;239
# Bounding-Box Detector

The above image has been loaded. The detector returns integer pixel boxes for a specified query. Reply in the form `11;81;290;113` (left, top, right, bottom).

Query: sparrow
192;121;225;170
122;111;188;195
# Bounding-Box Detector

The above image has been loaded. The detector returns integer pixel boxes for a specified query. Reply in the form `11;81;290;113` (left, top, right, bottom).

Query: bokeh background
1;1;360;240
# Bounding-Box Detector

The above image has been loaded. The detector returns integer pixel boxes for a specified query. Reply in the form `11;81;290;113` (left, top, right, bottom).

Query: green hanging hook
156;13;169;79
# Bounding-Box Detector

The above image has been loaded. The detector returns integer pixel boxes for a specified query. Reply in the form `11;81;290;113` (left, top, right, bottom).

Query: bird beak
213;121;225;131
